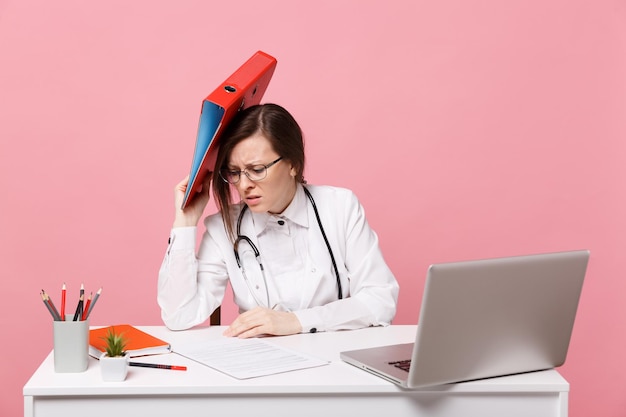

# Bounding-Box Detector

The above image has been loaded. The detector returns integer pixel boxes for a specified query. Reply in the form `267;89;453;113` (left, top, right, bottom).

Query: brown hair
212;103;306;240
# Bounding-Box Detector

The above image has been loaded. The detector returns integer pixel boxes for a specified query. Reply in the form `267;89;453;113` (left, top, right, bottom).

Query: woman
158;103;399;338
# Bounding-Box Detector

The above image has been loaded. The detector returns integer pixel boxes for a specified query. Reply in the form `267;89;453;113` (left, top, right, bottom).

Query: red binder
181;51;277;209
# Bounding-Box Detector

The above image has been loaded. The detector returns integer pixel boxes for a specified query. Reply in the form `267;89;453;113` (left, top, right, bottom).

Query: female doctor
158;103;399;338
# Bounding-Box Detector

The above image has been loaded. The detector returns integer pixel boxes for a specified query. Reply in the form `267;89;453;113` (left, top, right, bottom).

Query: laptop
340;250;589;388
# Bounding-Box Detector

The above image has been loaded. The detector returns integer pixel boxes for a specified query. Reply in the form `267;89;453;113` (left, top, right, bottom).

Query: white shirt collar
249;183;309;236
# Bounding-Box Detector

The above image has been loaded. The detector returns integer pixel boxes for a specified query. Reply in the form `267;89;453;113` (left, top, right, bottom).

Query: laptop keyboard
388;359;411;372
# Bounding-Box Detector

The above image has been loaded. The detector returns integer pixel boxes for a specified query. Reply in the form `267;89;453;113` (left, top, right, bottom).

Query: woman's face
227;133;297;214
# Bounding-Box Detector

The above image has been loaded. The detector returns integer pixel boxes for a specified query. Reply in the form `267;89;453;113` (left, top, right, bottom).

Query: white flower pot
100;353;129;381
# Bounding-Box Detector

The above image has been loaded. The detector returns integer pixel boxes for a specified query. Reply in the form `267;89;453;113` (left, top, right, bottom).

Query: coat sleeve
157;225;228;330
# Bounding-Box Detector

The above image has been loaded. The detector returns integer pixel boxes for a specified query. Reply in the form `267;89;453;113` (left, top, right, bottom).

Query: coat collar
248;183;310;236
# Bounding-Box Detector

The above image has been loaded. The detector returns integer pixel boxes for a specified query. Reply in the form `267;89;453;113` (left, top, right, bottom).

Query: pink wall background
1;1;624;416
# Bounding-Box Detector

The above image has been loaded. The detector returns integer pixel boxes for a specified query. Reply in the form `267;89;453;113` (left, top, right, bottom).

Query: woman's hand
173;173;212;228
223;307;303;338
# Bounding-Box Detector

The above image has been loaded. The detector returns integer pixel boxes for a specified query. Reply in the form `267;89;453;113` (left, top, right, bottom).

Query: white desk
24;325;569;417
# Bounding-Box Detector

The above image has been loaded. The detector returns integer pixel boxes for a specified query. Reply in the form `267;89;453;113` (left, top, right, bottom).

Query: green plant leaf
101;327;128;357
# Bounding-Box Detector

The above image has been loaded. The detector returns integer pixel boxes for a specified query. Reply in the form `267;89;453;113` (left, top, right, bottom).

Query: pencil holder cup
53;316;89;373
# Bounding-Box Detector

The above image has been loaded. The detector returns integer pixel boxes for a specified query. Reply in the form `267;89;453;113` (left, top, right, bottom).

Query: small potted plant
99;327;129;381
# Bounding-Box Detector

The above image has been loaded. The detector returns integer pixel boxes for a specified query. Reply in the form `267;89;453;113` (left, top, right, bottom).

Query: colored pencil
86;287;102;319
42;289;61;321
78;283;85;318
72;294;84;321
60;283;66;321
81;292;92;321
40;291;61;321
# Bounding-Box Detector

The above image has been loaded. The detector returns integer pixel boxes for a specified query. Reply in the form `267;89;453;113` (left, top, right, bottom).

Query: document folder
181;51;277;209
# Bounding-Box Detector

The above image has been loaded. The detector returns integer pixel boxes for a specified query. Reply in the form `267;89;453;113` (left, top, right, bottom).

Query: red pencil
82;292;92;321
61;283;66;321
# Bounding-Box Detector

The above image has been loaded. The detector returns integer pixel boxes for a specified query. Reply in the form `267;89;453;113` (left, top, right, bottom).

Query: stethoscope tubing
233;186;343;308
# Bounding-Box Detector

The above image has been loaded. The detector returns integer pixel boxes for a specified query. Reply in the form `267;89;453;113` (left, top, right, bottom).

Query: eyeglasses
219;157;283;184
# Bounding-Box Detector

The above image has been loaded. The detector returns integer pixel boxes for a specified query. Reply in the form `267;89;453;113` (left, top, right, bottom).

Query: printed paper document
174;337;329;379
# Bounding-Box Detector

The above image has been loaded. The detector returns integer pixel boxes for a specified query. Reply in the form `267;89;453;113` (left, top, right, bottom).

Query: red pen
129;362;187;371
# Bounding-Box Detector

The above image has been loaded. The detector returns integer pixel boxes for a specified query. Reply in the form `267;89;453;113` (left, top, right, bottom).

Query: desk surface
24;325;569;417
24;325;568;395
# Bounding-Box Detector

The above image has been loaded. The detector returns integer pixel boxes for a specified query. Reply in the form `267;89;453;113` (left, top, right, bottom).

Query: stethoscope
233;186;343;308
